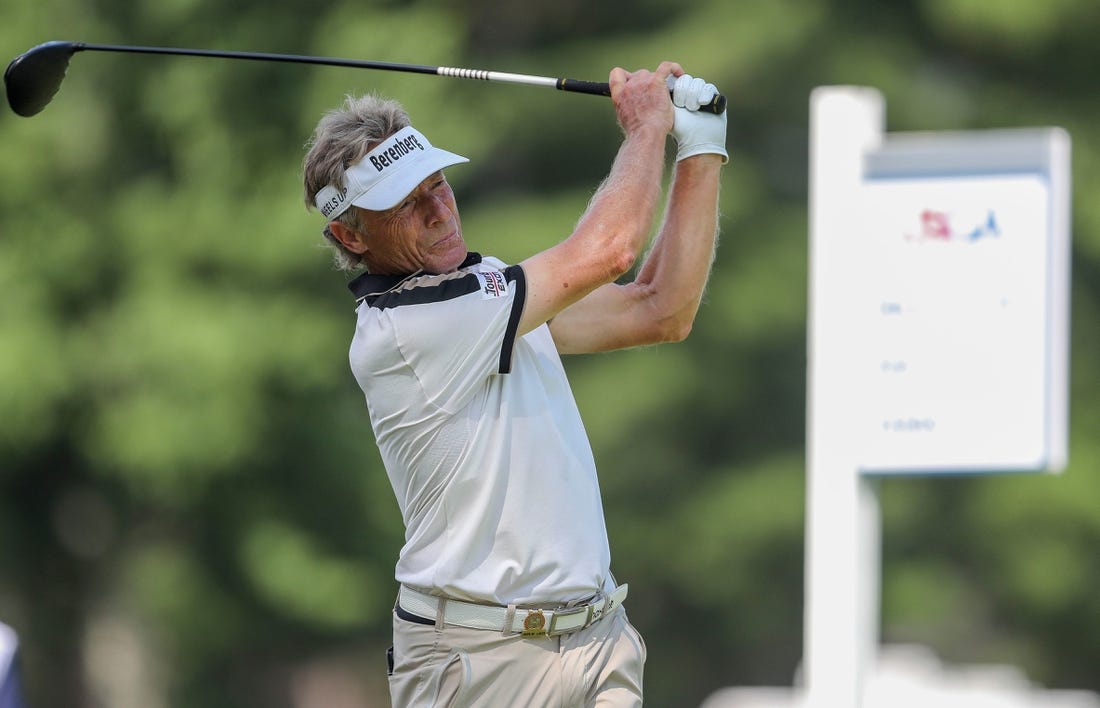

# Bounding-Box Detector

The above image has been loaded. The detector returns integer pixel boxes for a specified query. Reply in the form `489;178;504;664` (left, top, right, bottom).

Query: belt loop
435;597;447;630
502;604;517;636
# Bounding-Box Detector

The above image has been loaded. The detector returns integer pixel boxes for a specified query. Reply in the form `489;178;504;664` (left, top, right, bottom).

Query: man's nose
424;193;451;225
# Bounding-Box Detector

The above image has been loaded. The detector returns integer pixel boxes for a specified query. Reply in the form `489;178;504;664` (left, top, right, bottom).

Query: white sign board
804;88;1072;708
853;130;1071;474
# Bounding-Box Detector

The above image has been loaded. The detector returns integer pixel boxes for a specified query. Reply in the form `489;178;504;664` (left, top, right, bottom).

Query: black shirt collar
347;252;483;301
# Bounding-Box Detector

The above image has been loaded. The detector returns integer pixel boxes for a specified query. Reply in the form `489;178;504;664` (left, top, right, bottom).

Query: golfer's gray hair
302;94;410;271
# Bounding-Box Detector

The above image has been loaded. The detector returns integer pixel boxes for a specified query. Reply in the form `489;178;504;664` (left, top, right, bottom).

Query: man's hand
667;74;729;163
609;61;682;138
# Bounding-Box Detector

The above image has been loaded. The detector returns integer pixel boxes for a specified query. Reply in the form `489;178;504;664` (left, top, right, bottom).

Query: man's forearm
634;154;723;326
573;126;667;271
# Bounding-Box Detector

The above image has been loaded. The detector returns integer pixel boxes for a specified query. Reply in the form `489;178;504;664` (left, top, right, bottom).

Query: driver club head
5;41;80;117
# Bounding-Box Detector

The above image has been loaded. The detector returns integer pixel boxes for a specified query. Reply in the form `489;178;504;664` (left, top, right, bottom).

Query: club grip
556;77;726;115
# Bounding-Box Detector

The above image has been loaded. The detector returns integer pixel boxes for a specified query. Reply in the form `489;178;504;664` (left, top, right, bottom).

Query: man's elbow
659;317;694;343
630;287;700;344
605;247;637;282
641;310;695;344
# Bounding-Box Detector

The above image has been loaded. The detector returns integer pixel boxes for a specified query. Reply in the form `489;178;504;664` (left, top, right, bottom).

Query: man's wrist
625;123;670;145
676;144;729;164
677;152;725;168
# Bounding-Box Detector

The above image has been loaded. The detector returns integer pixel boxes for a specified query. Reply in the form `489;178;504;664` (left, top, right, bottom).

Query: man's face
357;171;466;276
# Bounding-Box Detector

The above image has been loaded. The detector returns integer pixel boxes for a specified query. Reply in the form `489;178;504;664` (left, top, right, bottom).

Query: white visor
314;126;469;219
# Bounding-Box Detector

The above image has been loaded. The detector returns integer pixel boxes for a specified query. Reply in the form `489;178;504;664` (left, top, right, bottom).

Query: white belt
397;584;629;638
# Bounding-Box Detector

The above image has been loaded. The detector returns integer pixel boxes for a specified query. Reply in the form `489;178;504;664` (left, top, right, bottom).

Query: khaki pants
387;605;646;707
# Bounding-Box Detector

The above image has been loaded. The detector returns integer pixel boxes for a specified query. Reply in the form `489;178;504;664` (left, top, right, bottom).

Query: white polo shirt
347;253;613;605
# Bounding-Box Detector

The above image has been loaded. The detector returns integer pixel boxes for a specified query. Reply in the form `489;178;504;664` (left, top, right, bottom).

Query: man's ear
328;220;369;255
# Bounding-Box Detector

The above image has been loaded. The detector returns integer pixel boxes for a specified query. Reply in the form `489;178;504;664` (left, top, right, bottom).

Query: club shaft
71;43;726;109
74;42;597;95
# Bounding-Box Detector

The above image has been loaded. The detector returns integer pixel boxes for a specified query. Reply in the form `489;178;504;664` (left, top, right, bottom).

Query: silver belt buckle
546;604;594;637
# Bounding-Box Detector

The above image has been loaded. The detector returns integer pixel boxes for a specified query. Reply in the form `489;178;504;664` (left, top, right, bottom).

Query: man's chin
432;239;468;273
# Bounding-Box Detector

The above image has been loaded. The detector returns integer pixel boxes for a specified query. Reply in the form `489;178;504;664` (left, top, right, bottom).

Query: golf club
5;40;727;118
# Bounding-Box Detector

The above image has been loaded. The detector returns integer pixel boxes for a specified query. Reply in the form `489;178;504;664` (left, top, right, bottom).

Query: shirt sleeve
388;263;526;413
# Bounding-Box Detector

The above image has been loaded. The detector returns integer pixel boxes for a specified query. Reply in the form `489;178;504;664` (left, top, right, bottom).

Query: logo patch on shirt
475;271;509;299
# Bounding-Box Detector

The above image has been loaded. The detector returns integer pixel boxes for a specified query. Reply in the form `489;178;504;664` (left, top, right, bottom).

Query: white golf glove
667;74;728;163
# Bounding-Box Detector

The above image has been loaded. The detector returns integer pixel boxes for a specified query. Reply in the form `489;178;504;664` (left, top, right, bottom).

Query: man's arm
514;62;681;340
548;75;728;354
548;153;722;353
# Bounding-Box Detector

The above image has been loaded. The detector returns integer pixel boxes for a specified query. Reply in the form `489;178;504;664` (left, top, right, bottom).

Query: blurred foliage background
1;0;1098;706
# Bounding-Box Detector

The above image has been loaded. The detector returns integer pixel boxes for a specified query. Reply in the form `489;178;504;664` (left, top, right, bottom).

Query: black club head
5;41;80;117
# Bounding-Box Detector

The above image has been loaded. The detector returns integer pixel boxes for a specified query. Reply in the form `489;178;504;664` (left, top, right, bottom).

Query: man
302;61;726;707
